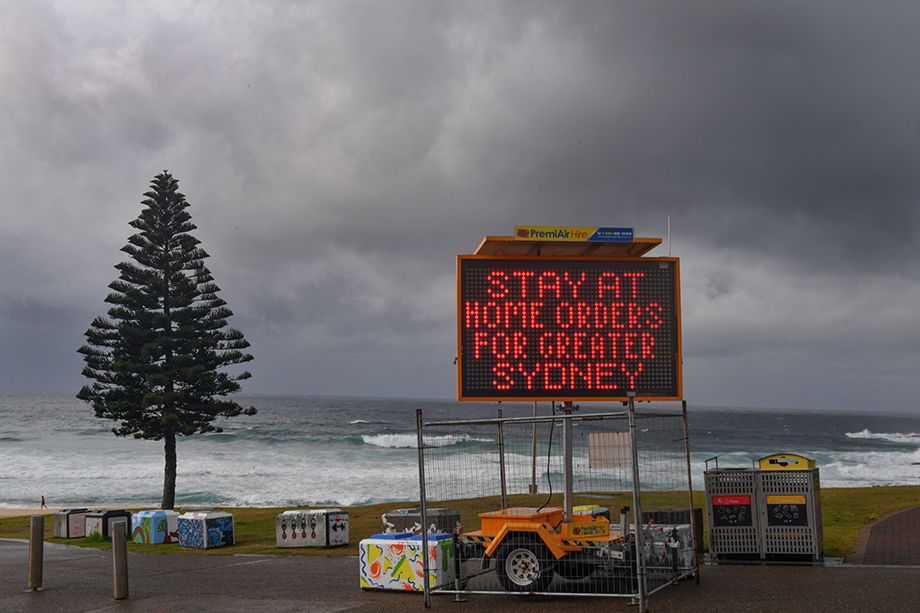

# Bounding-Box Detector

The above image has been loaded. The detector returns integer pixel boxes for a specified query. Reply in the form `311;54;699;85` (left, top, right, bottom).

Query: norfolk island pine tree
78;171;255;510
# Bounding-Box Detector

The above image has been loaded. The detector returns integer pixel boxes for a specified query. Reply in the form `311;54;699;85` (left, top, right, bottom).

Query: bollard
452;532;466;602
111;519;129;600
27;516;44;591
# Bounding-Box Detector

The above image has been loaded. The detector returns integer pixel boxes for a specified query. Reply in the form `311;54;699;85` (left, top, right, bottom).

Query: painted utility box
382;508;460;535
85;509;133;538
276;508;349;548
53;508;89;539
132;510;180;544
177;511;235;549
359;533;457;591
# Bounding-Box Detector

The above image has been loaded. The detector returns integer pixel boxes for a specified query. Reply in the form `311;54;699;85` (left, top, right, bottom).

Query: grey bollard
111;519;129;599
28;516;43;591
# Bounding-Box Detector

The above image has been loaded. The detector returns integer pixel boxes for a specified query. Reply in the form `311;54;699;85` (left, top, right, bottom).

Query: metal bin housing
53;508;89;539
758;453;823;560
382;508;460;535
705;453;762;557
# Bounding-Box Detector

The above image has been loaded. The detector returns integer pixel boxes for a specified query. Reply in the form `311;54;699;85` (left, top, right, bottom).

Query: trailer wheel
495;538;554;592
556;557;595;581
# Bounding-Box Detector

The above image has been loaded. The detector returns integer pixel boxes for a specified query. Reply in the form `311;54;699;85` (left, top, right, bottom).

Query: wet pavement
2;506;919;612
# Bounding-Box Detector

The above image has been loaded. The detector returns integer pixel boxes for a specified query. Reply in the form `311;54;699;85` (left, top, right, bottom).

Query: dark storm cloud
464;2;920;269
1;0;919;408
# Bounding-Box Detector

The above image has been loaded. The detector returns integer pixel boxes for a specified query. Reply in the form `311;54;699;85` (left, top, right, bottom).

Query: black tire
494;537;555;593
556;556;596;581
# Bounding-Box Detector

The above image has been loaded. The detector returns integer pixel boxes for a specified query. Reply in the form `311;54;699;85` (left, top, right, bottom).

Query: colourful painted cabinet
177;511;234;549
359;533;457;591
276;509;349;548
131;510;180;544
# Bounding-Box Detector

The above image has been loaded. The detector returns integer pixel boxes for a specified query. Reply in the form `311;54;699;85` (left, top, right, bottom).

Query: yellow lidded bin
759;453;816;471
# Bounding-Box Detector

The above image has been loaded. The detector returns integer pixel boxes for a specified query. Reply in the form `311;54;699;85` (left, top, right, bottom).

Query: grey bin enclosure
704;453;762;558
704;452;823;561
381;508;461;535
53;508;90;539
758;452;823;560
84;509;133;538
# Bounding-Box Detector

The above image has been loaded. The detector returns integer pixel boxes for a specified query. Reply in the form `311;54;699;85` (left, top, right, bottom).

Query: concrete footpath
4;537;920;613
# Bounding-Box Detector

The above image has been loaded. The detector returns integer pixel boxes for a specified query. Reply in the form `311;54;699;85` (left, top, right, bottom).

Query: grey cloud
2;0;920;409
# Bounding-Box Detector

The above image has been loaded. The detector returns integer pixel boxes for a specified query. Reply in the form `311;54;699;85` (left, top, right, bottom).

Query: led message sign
457;257;682;401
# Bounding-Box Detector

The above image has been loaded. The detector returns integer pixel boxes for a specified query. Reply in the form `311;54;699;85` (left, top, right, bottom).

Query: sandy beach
0;507;149;520
0;508;58;519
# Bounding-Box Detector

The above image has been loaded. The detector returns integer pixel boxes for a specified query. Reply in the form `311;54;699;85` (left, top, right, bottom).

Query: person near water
41;496;46;509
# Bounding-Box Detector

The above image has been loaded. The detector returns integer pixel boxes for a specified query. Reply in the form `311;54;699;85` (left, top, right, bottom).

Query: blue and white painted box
177;511;234;549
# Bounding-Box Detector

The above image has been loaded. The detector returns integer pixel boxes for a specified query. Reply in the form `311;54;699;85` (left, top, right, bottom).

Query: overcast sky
2;0;919;411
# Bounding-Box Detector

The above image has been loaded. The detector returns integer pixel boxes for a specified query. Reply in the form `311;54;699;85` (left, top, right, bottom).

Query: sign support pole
561;401;577;523
497;408;508;510
416;409;431;609
628;392;648;612
530;401;538;495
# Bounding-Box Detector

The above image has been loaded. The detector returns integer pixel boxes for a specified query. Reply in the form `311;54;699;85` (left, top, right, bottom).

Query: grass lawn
2;486;918;559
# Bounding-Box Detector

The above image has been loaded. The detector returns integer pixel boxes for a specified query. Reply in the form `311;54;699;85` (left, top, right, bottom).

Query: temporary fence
414;402;697;609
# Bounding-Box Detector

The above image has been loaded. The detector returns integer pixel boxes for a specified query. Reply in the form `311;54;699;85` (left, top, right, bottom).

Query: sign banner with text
457;256;682;401
515;226;634;242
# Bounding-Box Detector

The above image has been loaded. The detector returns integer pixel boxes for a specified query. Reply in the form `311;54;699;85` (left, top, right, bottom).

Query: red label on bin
713;496;750;506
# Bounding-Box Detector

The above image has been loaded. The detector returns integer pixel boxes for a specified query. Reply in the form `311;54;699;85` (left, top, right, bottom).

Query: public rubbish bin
704;453;762;558
84;509;132;538
705;451;824;561
758;453;823;560
53;508;89;539
381;508;461;535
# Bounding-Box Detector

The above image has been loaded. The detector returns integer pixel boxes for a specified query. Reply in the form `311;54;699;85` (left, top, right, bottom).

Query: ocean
2;390;919;509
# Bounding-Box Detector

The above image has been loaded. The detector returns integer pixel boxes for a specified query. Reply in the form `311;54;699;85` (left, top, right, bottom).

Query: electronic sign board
457;256;682;401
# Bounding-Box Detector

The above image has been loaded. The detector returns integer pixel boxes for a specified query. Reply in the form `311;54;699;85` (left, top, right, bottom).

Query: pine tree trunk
162;432;177;510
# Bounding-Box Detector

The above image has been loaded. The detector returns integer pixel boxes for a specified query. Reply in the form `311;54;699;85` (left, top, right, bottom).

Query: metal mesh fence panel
417;406;696;600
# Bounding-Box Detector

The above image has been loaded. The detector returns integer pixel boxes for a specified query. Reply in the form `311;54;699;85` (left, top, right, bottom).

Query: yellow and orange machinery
460;506;638;592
